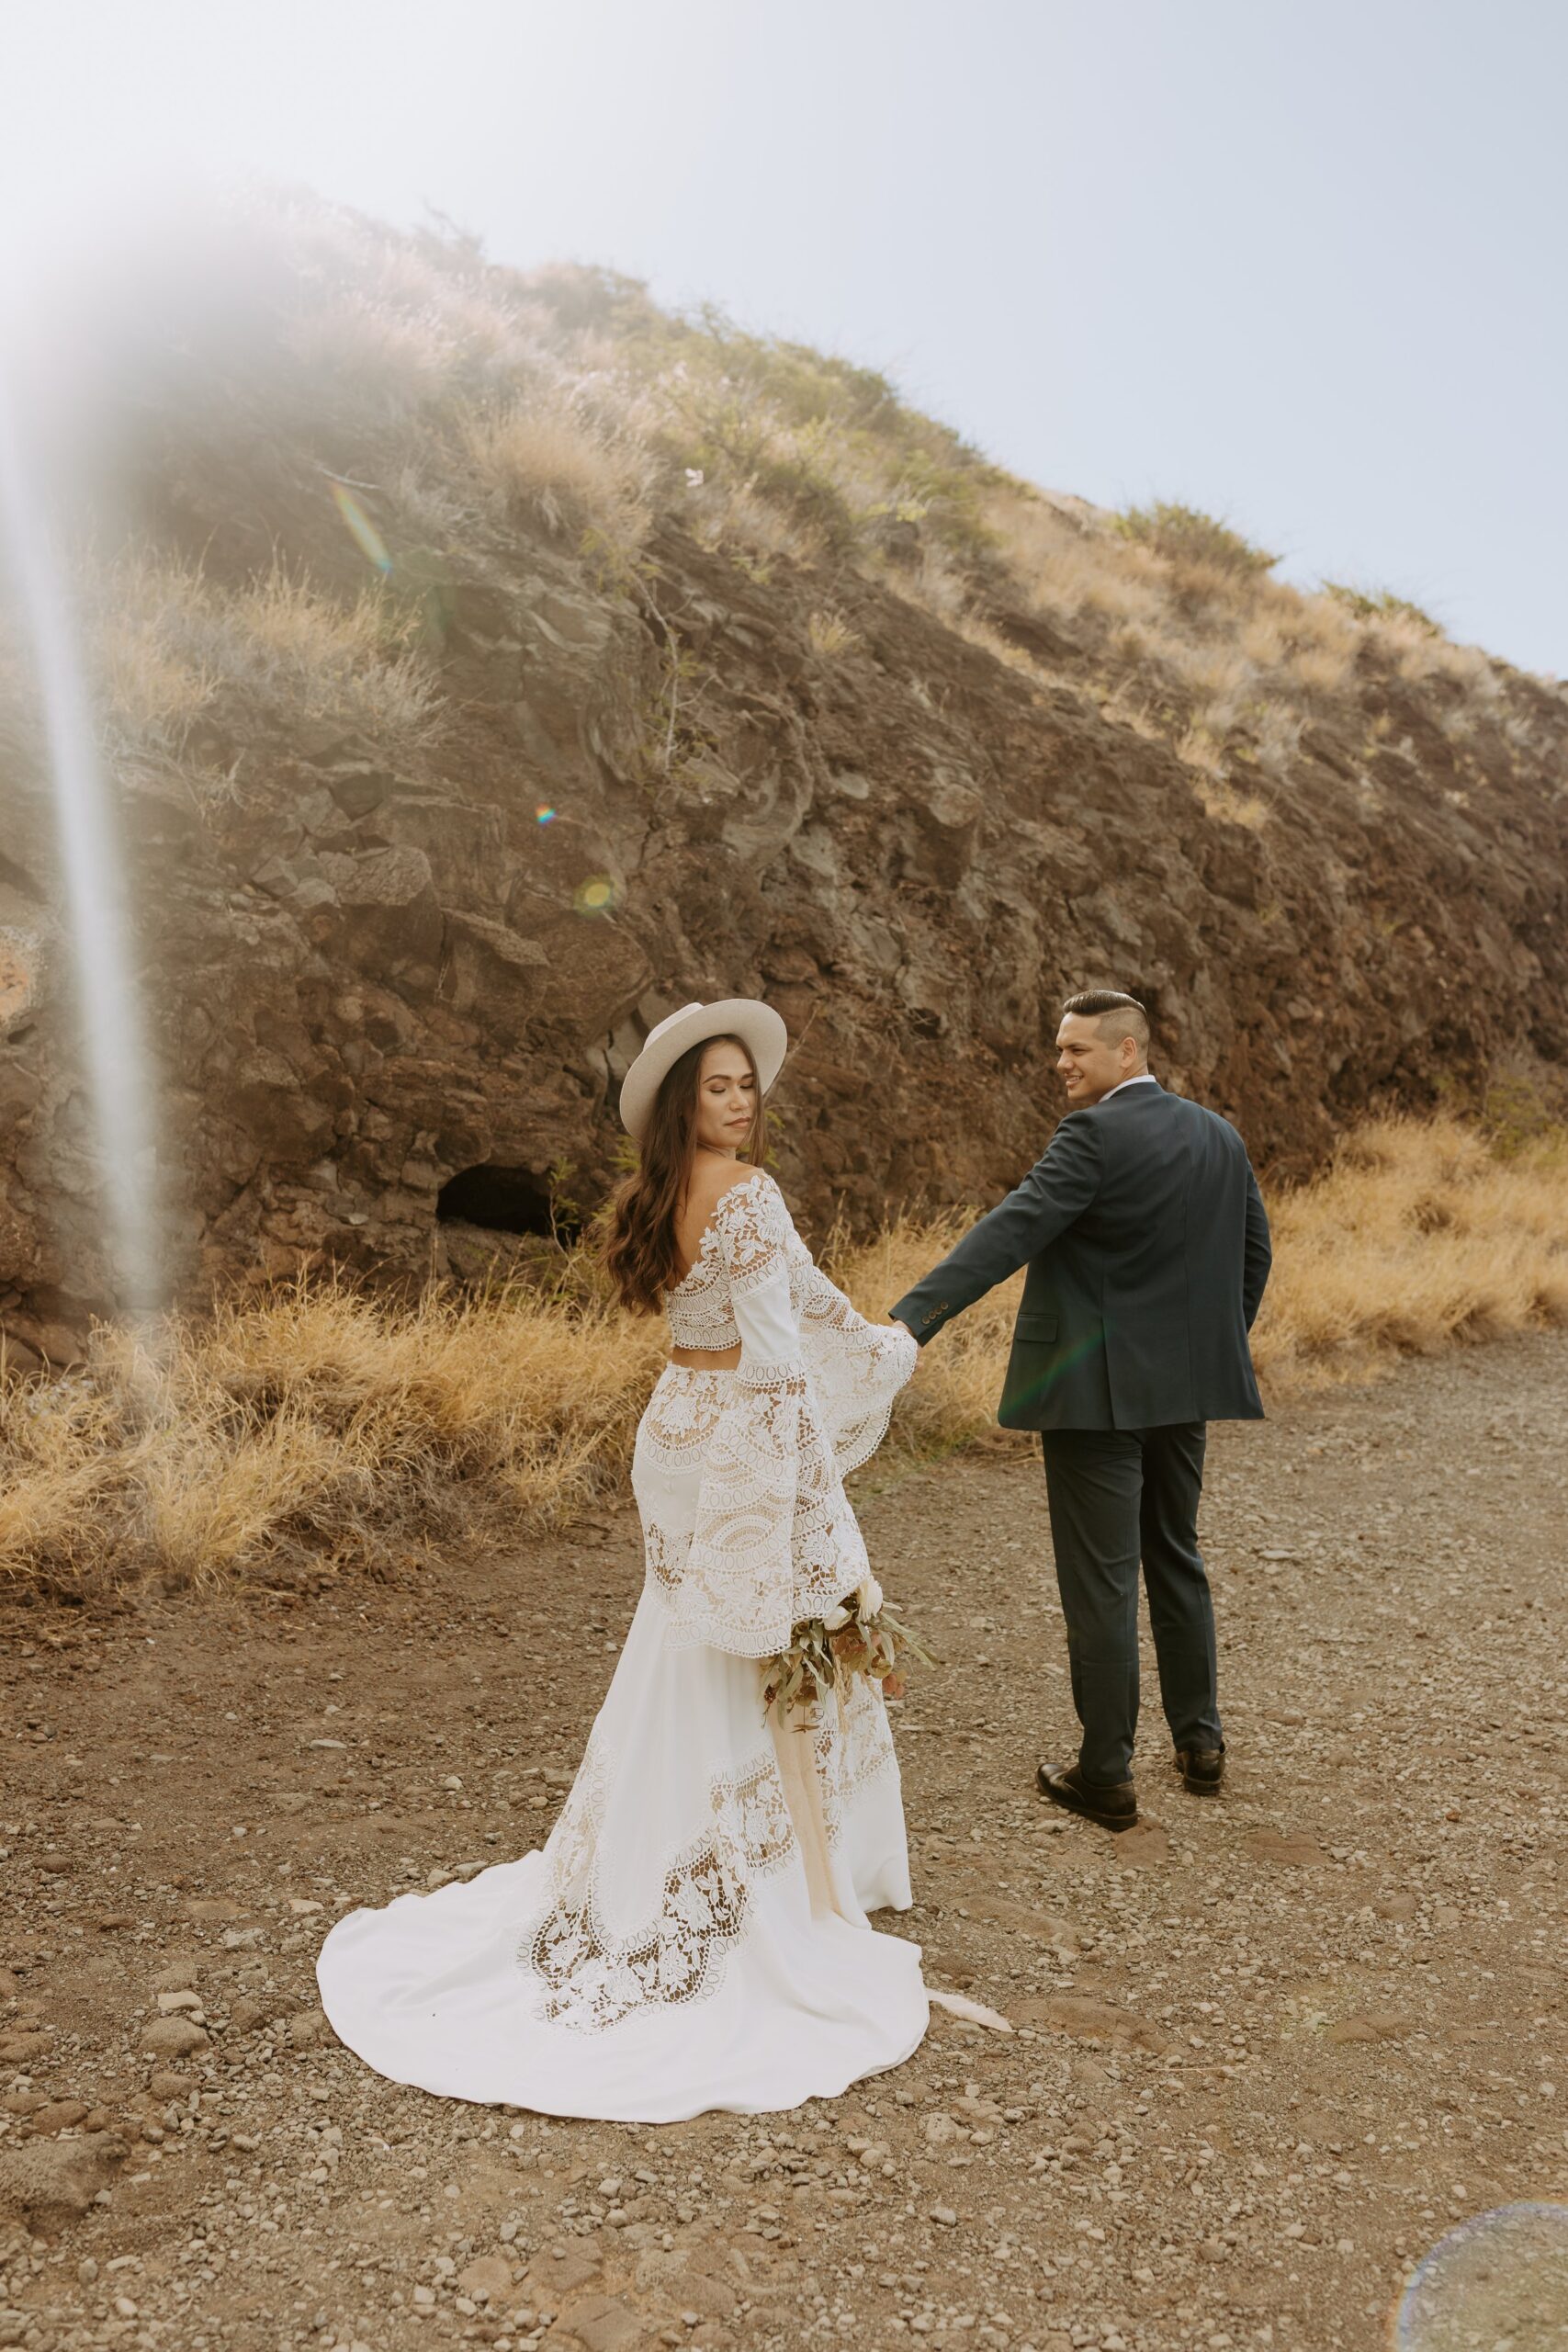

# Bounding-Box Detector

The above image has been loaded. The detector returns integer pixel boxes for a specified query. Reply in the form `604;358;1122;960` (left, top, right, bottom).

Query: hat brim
619;999;788;1140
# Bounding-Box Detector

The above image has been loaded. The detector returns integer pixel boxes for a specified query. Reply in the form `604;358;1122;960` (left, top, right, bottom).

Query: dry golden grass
4;1119;1564;1605
987;491;1167;632
1177;645;1253;726
1237;613;1288;669
1290;639;1357;696
950;611;1059;691
91;553;443;761
967;479;1529;786
806;608;860;659
458;399;650;552
1177;723;1227;779
1252;702;1304;775
1249;1117;1568;1392
94;595;217;753
1177;729;1269;827
0;1272;667;1602
893;548;970;624
285;295;464;416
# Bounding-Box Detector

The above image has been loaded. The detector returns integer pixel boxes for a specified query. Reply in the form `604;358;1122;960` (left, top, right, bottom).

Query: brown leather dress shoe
1174;1746;1225;1794
1036;1760;1139;1831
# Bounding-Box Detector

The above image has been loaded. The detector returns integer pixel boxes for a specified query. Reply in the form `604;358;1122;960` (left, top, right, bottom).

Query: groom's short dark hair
1062;989;1150;1051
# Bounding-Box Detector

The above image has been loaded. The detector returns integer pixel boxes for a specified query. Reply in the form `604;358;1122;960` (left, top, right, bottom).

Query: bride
318;998;976;2121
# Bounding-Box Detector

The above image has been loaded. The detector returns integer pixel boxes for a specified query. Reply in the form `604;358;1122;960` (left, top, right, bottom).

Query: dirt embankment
3;1332;1565;2352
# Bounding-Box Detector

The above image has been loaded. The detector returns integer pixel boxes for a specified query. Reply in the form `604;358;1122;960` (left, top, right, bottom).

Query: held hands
887;1315;919;1367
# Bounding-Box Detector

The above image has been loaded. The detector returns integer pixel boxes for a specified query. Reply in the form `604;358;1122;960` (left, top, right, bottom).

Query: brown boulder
1325;2012;1412;2043
457;2254;515;2302
25;2101;90;2136
1014;1994;1176;2054
141;2016;209;2059
0;2131;130;2231
0;2032;51;2064
550;2295;655;2352
1245;1831;1327;1867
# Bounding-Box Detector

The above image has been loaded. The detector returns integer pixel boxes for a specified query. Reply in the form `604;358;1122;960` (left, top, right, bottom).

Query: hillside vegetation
1;194;1565;1371
57;198;1554;787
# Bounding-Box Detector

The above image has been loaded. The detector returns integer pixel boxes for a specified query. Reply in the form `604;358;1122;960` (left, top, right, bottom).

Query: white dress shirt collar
1103;1072;1159;1100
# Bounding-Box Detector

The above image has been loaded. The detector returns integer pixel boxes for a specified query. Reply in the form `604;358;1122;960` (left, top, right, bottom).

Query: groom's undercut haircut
1062;989;1150;1052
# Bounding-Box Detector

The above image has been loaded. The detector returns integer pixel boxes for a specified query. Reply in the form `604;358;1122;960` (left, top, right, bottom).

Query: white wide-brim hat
619;999;788;1141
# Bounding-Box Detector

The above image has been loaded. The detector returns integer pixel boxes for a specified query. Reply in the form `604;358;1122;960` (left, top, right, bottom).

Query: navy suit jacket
890;1079;1272;1431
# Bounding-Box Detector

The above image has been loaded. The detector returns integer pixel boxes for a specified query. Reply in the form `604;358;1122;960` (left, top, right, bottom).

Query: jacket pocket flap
1014;1309;1059;1344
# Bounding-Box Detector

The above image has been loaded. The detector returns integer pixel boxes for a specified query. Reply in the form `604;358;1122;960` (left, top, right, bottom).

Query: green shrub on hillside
688;311;901;435
1116;500;1280;576
1325;582;1442;635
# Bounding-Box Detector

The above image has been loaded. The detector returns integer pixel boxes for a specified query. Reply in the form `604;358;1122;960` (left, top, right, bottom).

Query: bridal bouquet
761;1577;937;1724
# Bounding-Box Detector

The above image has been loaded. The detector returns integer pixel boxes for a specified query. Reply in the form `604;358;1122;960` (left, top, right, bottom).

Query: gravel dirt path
4;1333;1566;2352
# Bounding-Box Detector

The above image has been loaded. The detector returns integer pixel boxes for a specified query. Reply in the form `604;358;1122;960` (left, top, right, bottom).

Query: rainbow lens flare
572;875;620;916
330;482;393;576
536;805;557;826
1393;2201;1568;2349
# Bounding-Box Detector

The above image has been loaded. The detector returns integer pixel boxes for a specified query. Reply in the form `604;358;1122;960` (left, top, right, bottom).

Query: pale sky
6;0;1564;674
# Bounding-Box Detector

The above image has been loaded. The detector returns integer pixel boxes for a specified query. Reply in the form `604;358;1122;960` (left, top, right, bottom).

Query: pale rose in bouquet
761;1575;934;1725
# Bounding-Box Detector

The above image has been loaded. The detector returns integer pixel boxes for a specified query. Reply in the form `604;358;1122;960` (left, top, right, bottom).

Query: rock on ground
0;2132;130;2232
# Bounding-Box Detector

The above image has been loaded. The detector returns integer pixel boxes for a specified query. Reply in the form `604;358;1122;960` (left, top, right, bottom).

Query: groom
891;990;1272;1830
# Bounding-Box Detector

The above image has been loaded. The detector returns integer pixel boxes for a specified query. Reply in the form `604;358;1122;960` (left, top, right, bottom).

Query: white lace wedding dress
316;1170;933;2120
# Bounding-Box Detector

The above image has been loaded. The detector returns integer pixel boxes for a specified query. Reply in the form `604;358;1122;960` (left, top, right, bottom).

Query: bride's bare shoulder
688;1159;781;1217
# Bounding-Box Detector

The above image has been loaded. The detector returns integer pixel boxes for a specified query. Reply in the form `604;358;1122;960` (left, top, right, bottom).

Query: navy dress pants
1039;1422;1223;1787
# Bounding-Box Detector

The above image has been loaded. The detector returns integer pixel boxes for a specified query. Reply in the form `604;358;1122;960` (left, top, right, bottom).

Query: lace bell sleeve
793;1256;919;1477
663;1174;873;1660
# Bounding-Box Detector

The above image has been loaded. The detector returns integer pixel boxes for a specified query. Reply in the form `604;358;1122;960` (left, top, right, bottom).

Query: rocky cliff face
2;206;1565;1365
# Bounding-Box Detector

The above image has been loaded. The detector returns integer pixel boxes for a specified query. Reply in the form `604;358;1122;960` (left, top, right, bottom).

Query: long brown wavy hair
603;1033;770;1314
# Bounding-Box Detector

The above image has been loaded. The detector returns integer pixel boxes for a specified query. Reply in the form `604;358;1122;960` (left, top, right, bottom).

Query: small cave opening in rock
436;1163;576;1240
